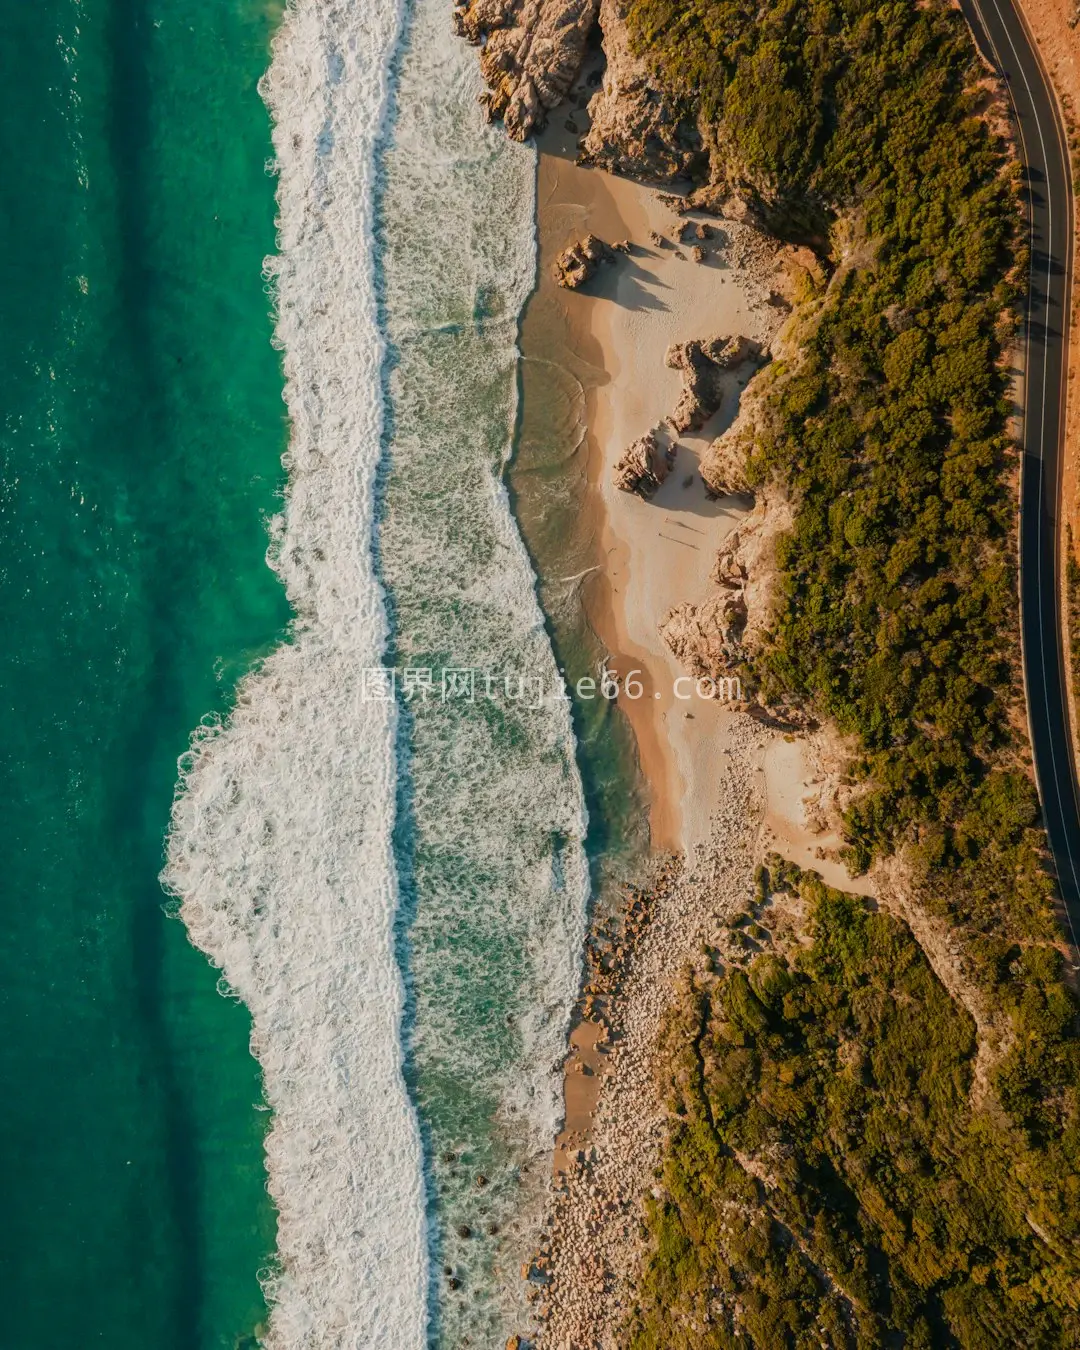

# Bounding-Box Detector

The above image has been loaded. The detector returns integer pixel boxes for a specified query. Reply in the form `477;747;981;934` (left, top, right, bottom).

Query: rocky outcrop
580;0;705;182
553;233;613;288
659;490;793;692
700;420;753;496
452;0;600;140
658;591;747;687
699;295;808;496
711;533;747;589
665;334;758;434
612;428;674;497
455;0;704;174
454;0;848;234
719;493;793;650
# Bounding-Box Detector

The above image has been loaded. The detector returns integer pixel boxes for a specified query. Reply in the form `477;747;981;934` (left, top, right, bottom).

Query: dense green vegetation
631;867;1080;1348
632;0;1040;934
617;0;1080;1342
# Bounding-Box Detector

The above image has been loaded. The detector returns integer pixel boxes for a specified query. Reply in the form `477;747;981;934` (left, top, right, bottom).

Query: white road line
976;0;1080;939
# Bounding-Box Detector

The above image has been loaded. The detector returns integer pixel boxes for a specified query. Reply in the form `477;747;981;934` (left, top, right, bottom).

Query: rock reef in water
452;0;600;140
612;427;675;498
553;233;613;288
665;334;759;434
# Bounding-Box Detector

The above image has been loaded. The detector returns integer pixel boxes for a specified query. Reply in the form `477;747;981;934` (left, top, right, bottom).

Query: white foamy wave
163;3;428;1346
378;4;589;1342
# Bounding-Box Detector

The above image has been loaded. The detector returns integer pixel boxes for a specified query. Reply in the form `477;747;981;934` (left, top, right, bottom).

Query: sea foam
166;0;589;1344
164;2;427;1346
378;1;588;1341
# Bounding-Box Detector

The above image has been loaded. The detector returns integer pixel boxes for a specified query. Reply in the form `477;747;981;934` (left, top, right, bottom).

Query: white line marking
975;0;1080;942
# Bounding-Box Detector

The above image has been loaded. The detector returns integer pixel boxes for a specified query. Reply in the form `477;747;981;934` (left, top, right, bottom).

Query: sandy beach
526;121;784;858
509;98;885;1310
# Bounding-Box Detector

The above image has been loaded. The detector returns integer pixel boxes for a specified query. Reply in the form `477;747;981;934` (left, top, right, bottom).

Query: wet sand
511;114;882;1348
516;118;797;1174
526;121;783;858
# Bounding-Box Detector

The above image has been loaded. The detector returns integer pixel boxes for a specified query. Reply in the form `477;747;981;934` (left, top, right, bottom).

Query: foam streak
377;5;589;1340
164;2;428;1345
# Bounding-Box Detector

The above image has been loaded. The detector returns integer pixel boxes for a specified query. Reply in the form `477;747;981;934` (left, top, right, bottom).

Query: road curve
958;0;1080;950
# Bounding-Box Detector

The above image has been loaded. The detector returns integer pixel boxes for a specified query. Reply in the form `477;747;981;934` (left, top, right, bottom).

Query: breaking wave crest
166;1;589;1344
164;2;427;1346
377;1;589;1342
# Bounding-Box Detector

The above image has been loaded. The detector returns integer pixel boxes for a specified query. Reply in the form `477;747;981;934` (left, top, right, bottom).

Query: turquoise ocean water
0;2;286;1345
1;1;650;1344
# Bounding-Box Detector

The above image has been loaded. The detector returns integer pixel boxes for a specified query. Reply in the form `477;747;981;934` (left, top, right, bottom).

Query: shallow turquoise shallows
0;2;287;1345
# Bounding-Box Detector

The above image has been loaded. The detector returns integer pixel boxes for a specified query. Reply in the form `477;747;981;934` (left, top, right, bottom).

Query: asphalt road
958;0;1080;949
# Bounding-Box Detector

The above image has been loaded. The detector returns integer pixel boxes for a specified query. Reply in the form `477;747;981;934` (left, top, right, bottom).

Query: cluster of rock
452;0;707;185
452;0;600;140
609;336;761;498
535;726;764;1348
611;427;676;498
666;333;758;433
697;292;807;496
646;218;716;261
454;0;848;238
672;217;713;244
552;232;613;288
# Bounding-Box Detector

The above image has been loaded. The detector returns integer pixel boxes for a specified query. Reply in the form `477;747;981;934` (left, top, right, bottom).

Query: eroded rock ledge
452;0;600;140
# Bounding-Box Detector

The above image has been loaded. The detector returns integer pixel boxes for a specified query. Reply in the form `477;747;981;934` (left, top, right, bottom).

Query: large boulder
612;428;674;497
553;233;613;289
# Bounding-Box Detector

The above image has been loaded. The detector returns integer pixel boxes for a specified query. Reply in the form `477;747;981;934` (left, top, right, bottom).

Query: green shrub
631;879;1080;1347
618;0;1080;1341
